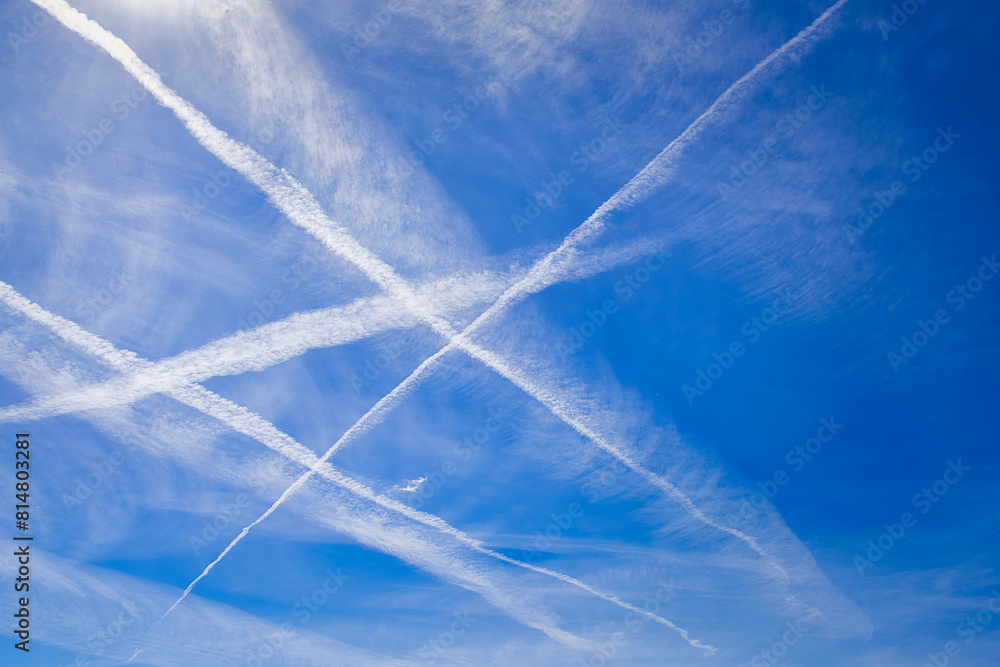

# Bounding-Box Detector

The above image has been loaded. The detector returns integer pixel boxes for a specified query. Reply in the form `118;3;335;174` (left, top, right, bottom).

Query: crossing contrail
0;231;671;424
31;0;852;619
165;0;856;594
0;281;711;653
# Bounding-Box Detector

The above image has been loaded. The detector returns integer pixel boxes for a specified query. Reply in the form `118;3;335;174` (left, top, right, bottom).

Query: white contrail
0;230;670;424
182;0;856;587
0;284;710;653
0;270;509;423
33;0;850;610
29;0;464;342
589;0;853;213
427;0;856;347
0;281;145;371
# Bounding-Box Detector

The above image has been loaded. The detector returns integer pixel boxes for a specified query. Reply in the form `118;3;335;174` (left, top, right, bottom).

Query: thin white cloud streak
33;0;849;616
202;0;857;590
162;279;788;617
0;284;709;653
0;366;589;655
0;271;509;423
442;0;857;335
184;0;485;277
29;0;388;288
156;457;589;651
0;281;145;372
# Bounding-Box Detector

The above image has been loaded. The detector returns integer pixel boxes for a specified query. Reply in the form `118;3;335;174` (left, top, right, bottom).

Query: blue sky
0;0;998;665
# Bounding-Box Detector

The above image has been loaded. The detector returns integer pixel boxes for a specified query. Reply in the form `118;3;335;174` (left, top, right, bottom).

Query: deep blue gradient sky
0;0;998;665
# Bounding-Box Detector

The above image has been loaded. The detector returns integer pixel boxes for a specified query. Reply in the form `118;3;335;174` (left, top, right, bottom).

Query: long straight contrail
0;282;712;653
32;0;851;616
165;0;855;594
0;231;669;424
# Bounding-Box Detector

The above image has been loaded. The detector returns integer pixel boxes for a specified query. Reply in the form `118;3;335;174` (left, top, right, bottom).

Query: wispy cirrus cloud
24;0;865;641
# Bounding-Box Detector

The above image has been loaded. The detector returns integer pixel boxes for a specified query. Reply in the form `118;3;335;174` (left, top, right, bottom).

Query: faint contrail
155;386;585;650
0;282;710;653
